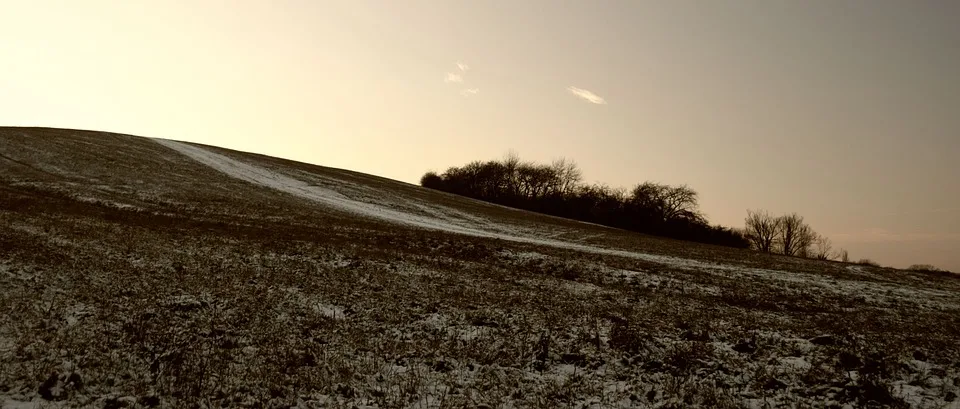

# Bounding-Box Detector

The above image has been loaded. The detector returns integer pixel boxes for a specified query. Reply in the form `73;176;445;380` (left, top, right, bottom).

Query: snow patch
318;254;354;269
0;396;70;409
417;313;492;341
281;287;347;320
498;250;548;263
163;294;208;311
420;313;448;328
150;137;960;316
153;138;508;237
561;280;602;295
778;356;812;371
891;381;933;408
0;333;14;359
6;224;76;248
1;400;43;409
313;303;346;320
63;304;95;327
395;264;443;278
72;195;142;211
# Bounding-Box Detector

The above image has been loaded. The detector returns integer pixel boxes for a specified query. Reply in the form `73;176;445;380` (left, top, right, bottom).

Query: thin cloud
444;73;463;83
566;86;606;105
460;88;479;96
457;61;470;72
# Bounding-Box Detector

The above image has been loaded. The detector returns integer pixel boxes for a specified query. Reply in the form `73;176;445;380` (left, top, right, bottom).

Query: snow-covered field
155;138;960;316
2;128;960;408
153;138;523;240
150;139;819;277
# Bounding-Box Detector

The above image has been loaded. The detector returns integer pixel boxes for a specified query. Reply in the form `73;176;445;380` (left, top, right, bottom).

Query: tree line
421;153;951;272
420;153;750;248
743;210;844;260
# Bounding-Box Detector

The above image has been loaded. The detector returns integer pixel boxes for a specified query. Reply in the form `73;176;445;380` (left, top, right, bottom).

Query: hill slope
2;127;959;408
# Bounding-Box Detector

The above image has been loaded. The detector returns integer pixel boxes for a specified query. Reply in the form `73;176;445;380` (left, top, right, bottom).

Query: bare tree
517;164;558;200
502;150;522;197
744;210;781;253
663;184;703;221
795;225;816;258
777;213;816;256
503;150;521;169
811;234;834;260
838;249;850;263
631;182;703;222
550;157;583;196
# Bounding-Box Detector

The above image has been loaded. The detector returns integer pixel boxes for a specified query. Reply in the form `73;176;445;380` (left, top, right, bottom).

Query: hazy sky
2;1;958;271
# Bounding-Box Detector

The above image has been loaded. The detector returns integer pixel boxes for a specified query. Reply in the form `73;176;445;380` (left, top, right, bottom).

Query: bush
857;259;880;267
419;172;443;190
907;264;956;276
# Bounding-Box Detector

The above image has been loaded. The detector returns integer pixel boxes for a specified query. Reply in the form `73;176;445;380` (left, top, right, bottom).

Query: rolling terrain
2;127;959;408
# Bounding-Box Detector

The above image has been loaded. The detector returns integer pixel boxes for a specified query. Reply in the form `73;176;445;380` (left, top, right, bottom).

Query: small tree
550;157;583;197
420;171;444;190
632;182;703;223
501;150;523;197
838;249;850;263
776;213;816;256
744;210;781;253
812;234;834;260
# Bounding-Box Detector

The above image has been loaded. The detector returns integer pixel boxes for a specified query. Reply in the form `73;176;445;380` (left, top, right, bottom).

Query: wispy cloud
445;62;475;97
444;73;463;83
566;86;606;105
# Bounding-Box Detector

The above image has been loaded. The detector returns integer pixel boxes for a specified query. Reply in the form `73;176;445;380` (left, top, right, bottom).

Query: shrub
907;264;956;277
419;172;443;190
857;259;880;267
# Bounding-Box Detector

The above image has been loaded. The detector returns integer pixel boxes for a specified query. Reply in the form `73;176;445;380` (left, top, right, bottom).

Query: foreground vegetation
2;128;959;408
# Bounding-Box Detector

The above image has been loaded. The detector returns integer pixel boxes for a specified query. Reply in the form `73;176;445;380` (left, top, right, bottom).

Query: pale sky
2;1;958;271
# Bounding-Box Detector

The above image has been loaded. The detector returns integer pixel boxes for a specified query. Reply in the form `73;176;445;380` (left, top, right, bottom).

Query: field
2;127;959;408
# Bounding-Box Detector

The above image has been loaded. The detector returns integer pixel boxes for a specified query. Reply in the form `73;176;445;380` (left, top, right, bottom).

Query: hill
2;127;959;408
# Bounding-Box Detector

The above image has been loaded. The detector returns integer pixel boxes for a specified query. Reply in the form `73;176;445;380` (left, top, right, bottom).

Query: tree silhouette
777;213;815;257
420;153;748;248
812;234;834;260
744;210;780;253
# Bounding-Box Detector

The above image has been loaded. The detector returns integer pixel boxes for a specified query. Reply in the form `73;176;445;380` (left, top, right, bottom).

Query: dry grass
2;127;960;408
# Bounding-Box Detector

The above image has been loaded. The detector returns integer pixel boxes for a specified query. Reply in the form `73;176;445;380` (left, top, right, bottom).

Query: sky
1;0;958;271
